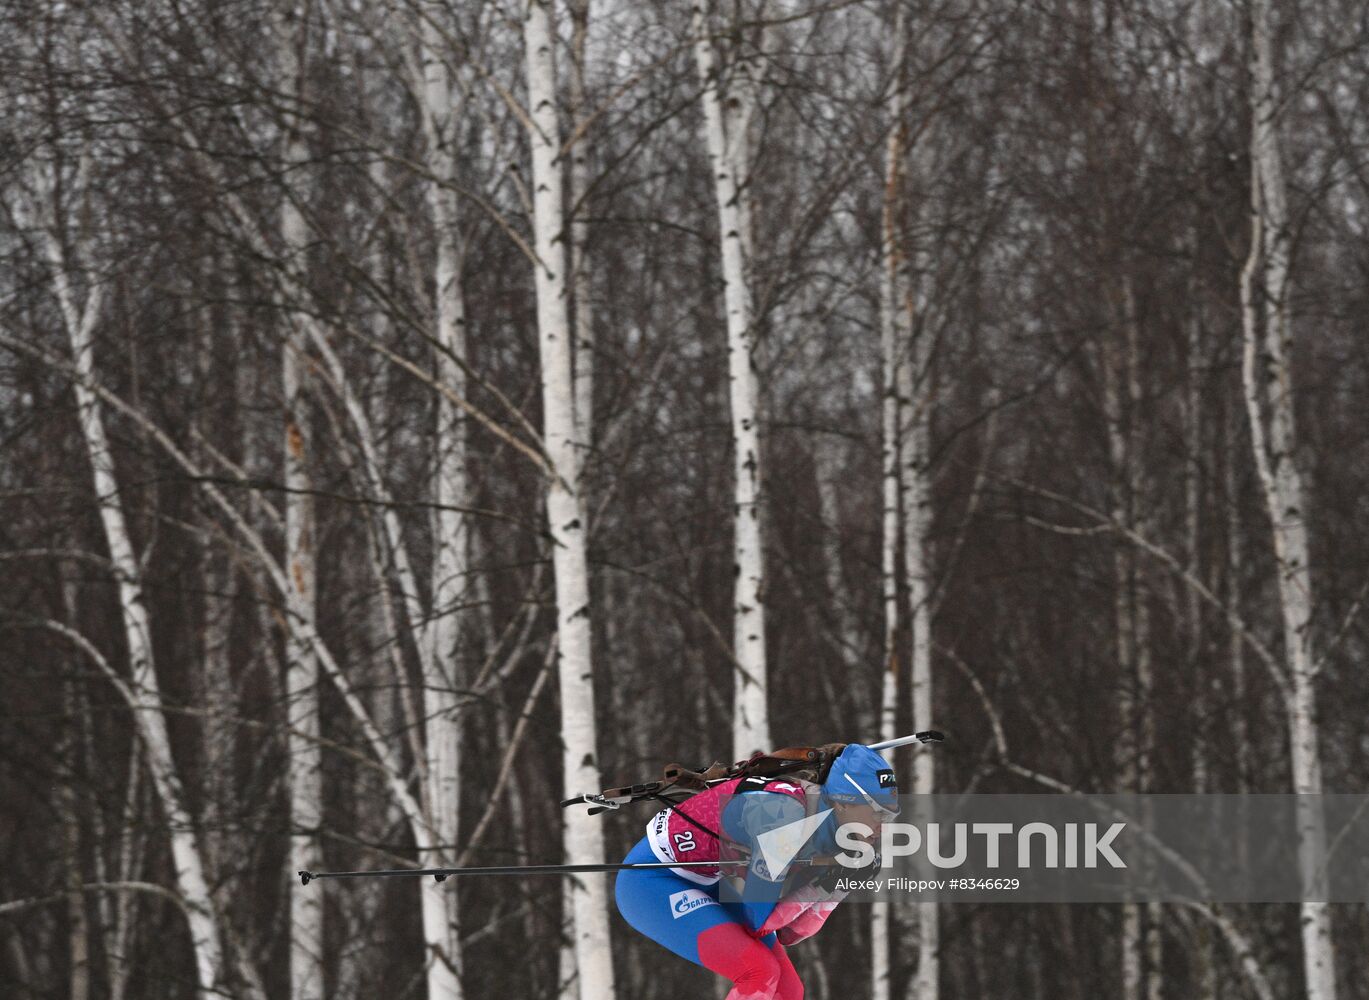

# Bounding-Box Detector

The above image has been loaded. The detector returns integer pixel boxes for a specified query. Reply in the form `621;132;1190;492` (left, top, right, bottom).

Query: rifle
297;732;942;886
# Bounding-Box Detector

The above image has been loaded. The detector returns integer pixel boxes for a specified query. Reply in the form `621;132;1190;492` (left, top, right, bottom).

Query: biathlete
614;744;899;1000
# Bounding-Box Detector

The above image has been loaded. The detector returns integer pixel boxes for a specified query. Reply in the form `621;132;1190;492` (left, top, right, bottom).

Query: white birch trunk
569;0;594;438
564;33;597;941
692;1;769;756
38;210;227;1000
894;57;938;1000
874;19;907;998
1104;300;1142;1000
282;326;325;1000
523;4;616;997
1124;286;1162;1000
278;12;326;996
418;9;468;995
1245;5;1336;997
899;280;938;1000
563;21;593;990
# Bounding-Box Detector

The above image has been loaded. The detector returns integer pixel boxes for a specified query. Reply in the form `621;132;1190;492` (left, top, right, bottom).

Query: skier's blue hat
821;744;900;817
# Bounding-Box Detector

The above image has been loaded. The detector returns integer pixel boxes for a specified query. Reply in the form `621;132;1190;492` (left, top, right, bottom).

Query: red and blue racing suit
614;775;846;1000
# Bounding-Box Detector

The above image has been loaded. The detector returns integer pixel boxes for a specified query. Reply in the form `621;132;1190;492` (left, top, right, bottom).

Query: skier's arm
720;791;806;934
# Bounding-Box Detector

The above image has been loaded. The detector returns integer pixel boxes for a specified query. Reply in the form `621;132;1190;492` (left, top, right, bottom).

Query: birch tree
894;32;941;1000
282;223;325;1000
565;6;596;986
1243;3;1336;997
568;0;595;436
415;5;470;994
239;11;480;994
692;0;770;756
20;160;231;1000
899;179;940;1000
276;8;325;1000
5;3;1369;998
1104;278;1149;1000
106;7;484;992
67;15;474;996
523;2;616;996
873;12;909;998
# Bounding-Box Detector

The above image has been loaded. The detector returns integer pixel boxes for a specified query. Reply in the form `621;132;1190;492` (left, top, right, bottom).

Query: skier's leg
614;838;786;999
612;837;734;967
695;922;782;1000
768;940;803;1000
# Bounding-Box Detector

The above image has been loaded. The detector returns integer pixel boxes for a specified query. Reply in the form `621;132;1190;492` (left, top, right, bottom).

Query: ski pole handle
866;731;944;752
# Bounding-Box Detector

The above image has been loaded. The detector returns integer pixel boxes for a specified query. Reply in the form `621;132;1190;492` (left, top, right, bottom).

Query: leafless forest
3;1;1368;998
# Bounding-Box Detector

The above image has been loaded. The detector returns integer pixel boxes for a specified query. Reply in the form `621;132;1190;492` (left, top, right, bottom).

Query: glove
776;900;841;945
754;898;817;939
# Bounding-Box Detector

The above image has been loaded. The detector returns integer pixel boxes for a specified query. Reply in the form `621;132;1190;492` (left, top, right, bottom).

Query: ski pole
866;731;944;752
298;858;753;886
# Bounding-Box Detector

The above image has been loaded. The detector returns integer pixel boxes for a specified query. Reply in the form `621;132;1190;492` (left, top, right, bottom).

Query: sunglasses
840;773;901;821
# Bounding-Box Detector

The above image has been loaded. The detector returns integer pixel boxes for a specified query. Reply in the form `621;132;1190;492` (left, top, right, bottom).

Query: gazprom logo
669;889;719;918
